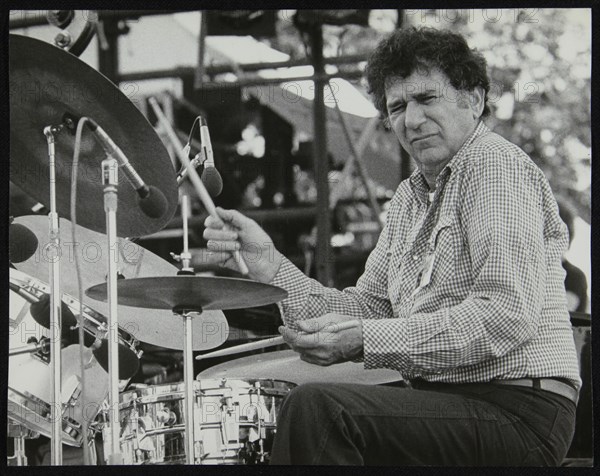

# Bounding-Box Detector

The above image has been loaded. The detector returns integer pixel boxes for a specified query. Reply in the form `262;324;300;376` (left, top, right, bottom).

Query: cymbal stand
101;158;123;464
172;194;197;464
43;125;63;465
176;306;198;464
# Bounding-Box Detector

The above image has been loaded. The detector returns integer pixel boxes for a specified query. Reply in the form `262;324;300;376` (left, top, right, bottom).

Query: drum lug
136;416;157;453
30;337;51;364
97;322;108;337
156;407;177;426
269;396;277;423
63;376;81;407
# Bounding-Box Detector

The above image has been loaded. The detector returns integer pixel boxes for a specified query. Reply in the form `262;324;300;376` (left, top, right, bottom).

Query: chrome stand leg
182;311;196;464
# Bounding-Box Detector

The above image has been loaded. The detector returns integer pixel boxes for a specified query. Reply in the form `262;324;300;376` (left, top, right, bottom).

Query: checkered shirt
271;121;581;390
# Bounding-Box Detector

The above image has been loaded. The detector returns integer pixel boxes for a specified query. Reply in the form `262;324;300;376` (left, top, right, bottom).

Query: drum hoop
198;377;298;391
7;388;83;444
101;379;295;464
9;267;138;350
115;379;296;413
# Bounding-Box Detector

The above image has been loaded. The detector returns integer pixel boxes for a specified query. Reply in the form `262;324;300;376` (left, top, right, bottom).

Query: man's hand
203;207;283;283
279;313;364;366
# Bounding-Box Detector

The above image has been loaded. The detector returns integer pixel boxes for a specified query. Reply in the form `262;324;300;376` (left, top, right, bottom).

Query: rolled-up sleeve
270;213;395;330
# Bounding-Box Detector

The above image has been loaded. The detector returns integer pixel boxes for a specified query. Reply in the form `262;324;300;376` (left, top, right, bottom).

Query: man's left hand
279;313;363;366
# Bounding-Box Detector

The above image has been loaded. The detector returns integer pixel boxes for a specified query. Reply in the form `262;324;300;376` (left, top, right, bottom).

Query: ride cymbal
13;215;229;351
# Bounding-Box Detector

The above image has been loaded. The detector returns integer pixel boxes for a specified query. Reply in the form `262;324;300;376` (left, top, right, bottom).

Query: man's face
385;67;482;177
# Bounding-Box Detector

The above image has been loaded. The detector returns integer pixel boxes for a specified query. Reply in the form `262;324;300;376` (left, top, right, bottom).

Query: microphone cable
175;116;203;178
187;116;201;149
70;116;92;465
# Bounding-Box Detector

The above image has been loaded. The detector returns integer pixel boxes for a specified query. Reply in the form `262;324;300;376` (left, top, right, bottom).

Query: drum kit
7;33;401;466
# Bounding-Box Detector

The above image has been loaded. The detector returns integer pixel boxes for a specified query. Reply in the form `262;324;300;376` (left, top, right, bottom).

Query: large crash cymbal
85;276;288;312
13;215;228;351
9;34;177;238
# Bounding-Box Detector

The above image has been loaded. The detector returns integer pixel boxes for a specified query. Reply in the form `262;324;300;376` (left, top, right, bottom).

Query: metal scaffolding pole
309;24;333;287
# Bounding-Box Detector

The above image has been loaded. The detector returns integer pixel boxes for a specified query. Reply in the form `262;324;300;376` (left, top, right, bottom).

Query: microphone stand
9;337;51;357
101;158;123;464
171;195;194;274
176;150;203;187
148;97;249;275
43;125;63;465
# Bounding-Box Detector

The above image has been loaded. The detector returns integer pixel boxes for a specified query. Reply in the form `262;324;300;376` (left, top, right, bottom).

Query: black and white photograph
5;8;592;468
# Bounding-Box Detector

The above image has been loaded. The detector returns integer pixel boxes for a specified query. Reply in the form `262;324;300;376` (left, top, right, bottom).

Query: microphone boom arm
148;97;249;276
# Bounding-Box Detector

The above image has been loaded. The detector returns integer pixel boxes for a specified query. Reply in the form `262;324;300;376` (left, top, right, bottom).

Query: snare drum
8;268;140;446
101;378;296;464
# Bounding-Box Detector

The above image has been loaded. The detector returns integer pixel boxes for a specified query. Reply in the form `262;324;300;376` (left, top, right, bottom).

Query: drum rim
9;267;139;351
7;388;83;446
117;378;297;408
8;268;140;443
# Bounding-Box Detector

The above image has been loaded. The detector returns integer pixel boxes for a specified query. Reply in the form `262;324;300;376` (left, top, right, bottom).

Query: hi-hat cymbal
197;350;402;386
13;215;229;351
9;34;178;238
85;276;288;312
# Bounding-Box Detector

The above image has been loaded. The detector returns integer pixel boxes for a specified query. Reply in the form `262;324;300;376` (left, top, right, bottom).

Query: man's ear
470;86;485;118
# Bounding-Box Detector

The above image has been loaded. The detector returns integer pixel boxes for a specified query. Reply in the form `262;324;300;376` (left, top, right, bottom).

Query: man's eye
389;104;406;114
422;95;437;103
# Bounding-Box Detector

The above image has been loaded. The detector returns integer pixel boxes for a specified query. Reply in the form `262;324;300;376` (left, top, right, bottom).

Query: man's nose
404;102;426;129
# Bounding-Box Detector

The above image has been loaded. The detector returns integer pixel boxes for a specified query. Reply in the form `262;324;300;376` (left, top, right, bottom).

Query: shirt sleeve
362;149;559;374
270;215;395;330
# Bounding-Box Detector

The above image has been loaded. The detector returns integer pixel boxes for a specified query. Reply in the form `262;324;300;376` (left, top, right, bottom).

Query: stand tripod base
7;422;39;467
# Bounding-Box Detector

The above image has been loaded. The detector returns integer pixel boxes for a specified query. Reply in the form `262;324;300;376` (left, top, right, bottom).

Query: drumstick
195;320;360;360
195;336;285;360
148;97;249;275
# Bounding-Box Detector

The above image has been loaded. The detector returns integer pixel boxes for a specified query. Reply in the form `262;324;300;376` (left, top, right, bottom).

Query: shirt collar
409;121;490;203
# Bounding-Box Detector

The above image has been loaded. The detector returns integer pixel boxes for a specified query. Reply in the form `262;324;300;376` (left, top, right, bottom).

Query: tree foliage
271;9;591;221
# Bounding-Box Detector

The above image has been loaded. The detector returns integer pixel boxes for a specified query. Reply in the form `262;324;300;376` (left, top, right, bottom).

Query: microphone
87;120;168;218
9;222;39;263
199;117;223;197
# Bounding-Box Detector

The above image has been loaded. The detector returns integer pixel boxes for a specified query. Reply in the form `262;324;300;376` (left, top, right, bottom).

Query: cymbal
9;34;178;238
85;276;288;311
13;215;229;351
197;350;402;386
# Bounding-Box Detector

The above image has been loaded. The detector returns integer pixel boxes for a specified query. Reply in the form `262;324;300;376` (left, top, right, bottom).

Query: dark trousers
269;380;576;466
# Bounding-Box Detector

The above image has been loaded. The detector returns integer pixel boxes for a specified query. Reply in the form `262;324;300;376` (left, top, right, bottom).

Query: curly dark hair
365;27;490;118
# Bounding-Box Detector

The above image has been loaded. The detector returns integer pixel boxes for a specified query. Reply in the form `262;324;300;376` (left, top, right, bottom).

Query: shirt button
412;254;420;261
